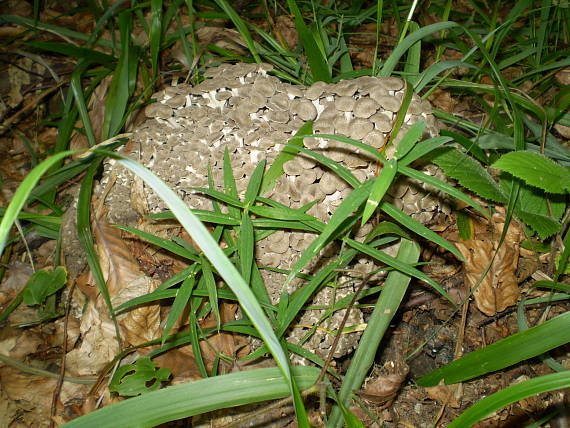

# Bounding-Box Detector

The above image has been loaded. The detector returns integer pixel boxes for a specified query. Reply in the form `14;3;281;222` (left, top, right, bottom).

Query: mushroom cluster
99;63;446;358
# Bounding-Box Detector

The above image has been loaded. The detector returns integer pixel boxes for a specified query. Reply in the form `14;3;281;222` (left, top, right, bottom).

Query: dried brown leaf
356;361;409;405
91;217;161;347
426;381;461;408
454;208;521;316
274;15;298;49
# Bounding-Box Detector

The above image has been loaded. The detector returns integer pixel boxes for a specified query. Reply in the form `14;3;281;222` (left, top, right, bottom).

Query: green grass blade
277;249;358;337
328;239;420;428
244;159;266;207
283;179;374;290
361;159;398;226
397;136;453;166
417;310;570;387
149;0;163;78
403;21;421;85
162;272;196;344
213;0;260;63
77;161;122;347
0;150;75;256
102;11;136;140
190;188;245;209
261;122;313;194
393;121;425;160
107;153;300;408
344;237;451;301
380;22;458;77
201;256;220;330
286;0;331;82
61;366;320;427
448;372;570;428
397;165;491;218
380;201;464;261
238;214;254;285
70;62;97;147
414;60;479;92
189;310;208;378
114;225;199;261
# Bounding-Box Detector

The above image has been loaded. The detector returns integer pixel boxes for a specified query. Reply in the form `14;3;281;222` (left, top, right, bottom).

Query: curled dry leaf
356;360;409;406
454;208;521;316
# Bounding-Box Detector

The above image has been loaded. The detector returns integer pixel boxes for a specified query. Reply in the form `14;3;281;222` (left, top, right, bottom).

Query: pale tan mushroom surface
97;63;447;359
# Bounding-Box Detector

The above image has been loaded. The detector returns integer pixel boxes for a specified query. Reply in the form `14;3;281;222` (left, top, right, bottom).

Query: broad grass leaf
62;366;320;427
449;372;570;428
417;310;570;387
393;121;426;160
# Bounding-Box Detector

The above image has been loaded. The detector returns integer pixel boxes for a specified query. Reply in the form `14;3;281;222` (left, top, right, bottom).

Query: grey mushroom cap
375;95;402;112
378;77;404;91
335;96;356;112
369;112;393;132
305;81;328;100
349;118;374;140
145;103;174;119
292;99;318;121
353;98;379;118
363;130;386;149
283;160;303;176
252;80;276;98
333;80;359;97
164;94;187;108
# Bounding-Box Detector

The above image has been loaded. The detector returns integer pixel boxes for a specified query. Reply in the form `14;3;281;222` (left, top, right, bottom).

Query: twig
0;79;66;136
50;280;77;427
317;272;375;385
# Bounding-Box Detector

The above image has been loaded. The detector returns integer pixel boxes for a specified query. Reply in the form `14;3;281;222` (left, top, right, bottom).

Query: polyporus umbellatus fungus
97;63;448;359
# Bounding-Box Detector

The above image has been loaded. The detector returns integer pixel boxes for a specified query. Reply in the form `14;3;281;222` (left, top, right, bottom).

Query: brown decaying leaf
426;381;461;408
67;216;161;375
356;360;409;406
159;302;249;379
0;366;89;427
454;208;521;316
428;88;456;113
91;216;161;347
274;15;298;50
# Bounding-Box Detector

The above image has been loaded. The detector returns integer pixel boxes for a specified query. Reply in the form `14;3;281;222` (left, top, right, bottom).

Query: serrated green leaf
428;147;507;203
515;210;562;239
492;152;570;194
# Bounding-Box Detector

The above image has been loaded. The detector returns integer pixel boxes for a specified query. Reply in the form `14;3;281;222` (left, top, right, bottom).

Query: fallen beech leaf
455;208;521;316
91;217;161;347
